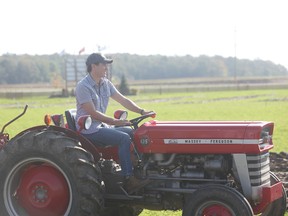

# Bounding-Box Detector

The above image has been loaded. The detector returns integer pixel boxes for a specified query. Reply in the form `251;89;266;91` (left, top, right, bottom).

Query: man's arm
111;91;146;115
81;101;130;126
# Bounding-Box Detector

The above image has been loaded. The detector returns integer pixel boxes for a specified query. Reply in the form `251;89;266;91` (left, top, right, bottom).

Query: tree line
0;53;287;84
0;54;63;84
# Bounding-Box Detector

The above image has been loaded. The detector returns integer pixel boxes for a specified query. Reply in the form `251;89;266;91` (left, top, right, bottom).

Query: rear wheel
0;129;103;216
260;171;287;216
182;185;254;216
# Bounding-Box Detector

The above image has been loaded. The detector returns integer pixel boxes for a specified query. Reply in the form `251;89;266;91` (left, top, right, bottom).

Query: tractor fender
10;125;101;162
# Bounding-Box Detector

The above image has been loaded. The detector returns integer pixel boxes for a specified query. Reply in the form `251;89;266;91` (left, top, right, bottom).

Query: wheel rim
4;157;72;216
196;201;236;216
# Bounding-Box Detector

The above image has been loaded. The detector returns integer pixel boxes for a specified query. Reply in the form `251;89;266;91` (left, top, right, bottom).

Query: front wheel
260;171;287;216
0;129;103;216
182;185;254;216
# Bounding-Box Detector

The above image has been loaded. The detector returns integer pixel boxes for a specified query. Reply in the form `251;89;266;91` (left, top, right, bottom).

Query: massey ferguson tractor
0;105;286;216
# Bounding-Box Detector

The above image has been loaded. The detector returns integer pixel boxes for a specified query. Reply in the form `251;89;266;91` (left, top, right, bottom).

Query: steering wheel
130;112;156;129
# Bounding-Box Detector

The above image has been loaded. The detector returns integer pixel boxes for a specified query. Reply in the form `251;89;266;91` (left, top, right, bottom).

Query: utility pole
234;26;238;86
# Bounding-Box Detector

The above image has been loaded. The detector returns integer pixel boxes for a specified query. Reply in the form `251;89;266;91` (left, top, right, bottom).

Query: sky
1;0;288;68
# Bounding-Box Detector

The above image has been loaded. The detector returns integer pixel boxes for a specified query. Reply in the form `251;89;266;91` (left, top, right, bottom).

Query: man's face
93;63;108;78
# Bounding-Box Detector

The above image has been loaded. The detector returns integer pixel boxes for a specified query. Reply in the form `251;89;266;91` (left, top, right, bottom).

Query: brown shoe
125;176;151;193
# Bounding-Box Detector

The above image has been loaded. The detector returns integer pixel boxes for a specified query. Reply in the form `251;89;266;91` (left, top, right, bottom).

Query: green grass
0;88;287;216
1;88;287;152
140;210;181;216
115;89;288;153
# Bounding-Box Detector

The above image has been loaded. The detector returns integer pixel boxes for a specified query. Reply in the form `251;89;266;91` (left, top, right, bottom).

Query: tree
118;74;130;95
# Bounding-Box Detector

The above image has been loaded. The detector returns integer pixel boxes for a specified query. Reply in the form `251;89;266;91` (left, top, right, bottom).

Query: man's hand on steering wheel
141;110;154;115
130;111;156;129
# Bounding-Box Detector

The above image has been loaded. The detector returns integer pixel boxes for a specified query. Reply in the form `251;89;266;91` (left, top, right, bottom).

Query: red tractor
0;105;286;216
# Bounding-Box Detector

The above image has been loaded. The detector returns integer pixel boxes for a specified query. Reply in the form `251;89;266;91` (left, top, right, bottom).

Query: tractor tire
182;184;254;216
260;171;287;216
0;129;103;216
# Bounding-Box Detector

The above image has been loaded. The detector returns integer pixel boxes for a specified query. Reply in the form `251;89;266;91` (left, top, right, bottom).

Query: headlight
77;115;92;132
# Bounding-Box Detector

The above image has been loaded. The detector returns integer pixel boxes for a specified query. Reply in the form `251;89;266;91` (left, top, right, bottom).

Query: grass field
1;88;287;152
0;88;287;215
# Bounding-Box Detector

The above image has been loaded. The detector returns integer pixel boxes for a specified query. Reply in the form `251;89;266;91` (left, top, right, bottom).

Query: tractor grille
246;152;270;186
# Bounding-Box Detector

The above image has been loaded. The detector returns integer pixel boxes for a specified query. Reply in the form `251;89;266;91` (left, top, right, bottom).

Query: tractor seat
65;109;77;131
64;109;112;148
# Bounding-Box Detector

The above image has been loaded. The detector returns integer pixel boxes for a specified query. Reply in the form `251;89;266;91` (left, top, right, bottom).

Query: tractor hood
134;120;274;154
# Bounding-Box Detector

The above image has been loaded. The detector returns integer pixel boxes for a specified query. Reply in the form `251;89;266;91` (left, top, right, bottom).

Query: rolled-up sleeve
76;82;92;105
107;80;119;96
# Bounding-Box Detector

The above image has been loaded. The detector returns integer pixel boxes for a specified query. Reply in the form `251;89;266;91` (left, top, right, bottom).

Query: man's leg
83;128;133;176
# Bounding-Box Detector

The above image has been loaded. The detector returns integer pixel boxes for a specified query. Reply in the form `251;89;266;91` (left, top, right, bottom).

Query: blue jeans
83;126;133;177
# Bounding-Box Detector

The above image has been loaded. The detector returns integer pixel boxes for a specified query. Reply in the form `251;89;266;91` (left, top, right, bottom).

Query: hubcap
4;158;72;216
32;184;49;202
